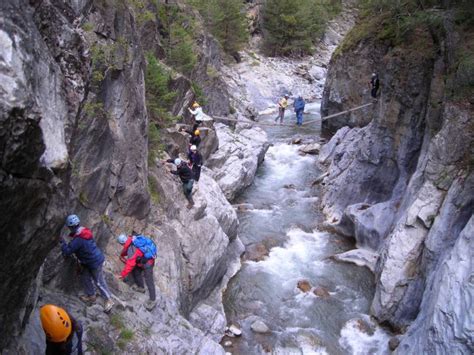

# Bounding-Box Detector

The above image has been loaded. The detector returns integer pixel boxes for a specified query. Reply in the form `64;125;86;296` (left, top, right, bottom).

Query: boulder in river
291;138;303;145
244;243;269;262
313;286;330;299
251;320;270;333
299;143;321;154
297;279;312;292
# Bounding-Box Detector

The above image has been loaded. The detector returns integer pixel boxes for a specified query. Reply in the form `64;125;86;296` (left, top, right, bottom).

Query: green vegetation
148;174;160;204
82;22;94;32
336;0;445;56
167;25;197;75
145;52;178;124
191;82;207;106
157;3;197;75
110;314;125;329
261;0;342;56
190;0;248;54
147;122;164;165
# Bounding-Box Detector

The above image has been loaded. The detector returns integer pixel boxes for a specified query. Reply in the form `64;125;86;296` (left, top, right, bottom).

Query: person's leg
183;180;194;206
193;166;201;182
371;88;376;98
80;267;96;297
90;264;112;300
297;111;303;125
132;267;145;288
144;266;156;301
280;108;285;123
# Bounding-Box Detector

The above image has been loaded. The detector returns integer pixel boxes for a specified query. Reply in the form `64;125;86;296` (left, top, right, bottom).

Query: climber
163;158;195;208
117;233;157;311
369;72;380;99
180;127;202;148
293;94;305;126
188;145;203;183
40;304;83;355
274;94;289;124
188;102;204;131
61;214;114;313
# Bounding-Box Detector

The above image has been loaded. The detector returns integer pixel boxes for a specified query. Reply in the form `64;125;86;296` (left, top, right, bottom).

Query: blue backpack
132;235;157;260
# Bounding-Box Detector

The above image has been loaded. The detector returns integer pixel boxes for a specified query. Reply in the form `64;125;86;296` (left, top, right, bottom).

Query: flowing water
223;105;391;354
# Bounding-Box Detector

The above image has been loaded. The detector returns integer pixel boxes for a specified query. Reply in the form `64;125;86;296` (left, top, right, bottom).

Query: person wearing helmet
117;233;157;311
40;304;83;355
188;145;203;182
275;94;289;124
61;215;114;312
369;72;379;98
188;101;204;125
163;158;195;208
293;94;305;126
180;126;201;148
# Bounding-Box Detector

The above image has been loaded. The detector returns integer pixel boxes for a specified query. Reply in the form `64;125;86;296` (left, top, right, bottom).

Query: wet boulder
251;320;270;333
244;243;269;262
299;143;321;155
313;286;330;299
297;279;312;292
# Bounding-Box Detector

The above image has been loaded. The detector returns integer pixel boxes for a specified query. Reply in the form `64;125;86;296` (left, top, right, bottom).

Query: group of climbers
275;94;306;125
41;214;159;353
164;101;205;208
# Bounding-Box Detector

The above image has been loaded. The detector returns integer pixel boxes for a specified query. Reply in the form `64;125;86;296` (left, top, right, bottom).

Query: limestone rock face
319;13;473;351
0;0;252;353
207;123;269;201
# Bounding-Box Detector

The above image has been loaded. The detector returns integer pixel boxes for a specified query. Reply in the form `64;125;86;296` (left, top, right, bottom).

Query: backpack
132;235;157;260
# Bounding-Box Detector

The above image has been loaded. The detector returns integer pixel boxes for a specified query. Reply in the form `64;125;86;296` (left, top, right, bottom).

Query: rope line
210;101;375;128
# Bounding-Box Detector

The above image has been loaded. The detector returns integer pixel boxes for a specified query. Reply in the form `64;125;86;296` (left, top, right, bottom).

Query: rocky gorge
0;0;472;354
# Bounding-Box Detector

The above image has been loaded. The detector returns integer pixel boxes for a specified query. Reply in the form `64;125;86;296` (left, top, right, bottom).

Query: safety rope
209;101;375;128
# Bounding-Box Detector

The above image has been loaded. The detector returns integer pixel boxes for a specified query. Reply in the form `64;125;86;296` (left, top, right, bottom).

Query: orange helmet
192;102;200;108
194;129;200;136
40;305;72;343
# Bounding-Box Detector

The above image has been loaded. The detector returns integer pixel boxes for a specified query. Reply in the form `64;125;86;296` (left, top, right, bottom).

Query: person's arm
188;108;197;115
61;238;79;257
120;249;140;278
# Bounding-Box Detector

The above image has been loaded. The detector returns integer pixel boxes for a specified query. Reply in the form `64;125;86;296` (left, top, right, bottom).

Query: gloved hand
120;256;126;264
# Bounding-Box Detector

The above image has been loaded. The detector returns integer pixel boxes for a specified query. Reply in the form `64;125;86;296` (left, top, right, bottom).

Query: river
222;104;391;354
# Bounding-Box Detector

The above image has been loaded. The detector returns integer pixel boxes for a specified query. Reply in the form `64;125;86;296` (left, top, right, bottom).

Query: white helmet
190;145;197;151
174;158;182;165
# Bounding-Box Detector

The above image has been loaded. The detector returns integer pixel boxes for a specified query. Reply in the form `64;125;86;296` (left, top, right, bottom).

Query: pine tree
191;0;248;55
262;0;340;56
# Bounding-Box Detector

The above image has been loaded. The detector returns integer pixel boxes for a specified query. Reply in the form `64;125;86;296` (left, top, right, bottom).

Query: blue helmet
117;234;128;244
66;214;80;227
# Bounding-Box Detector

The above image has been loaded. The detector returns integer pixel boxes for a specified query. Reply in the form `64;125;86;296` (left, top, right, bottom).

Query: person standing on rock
369;72;380;99
188;145;203;184
293;94;305;126
275;94;289;124
188;102;204;131
40;304;83;355
117;233;157;311
61;214;114;313
163;158;195;208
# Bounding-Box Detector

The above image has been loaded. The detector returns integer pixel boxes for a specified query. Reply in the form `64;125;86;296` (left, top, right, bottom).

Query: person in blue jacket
61;214;114;312
293;95;305;126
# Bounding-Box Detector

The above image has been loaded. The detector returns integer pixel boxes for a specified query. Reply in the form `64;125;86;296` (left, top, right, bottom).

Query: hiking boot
79;295;96;304
131;285;146;294
145;300;157;311
104;299;114;313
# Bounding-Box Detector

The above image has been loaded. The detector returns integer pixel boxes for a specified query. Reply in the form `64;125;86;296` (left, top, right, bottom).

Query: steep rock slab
395;216;473;354
0;0;76;346
207;122;269;201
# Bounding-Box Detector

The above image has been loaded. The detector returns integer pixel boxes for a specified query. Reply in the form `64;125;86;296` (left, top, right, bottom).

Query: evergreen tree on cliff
262;0;340;56
191;0;248;55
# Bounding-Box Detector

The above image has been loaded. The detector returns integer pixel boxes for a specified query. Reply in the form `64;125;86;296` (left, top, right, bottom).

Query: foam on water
339;315;391;355
253;228;329;277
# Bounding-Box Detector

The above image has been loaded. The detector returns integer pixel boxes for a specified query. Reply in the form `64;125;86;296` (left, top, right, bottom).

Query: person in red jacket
117;234;157;311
